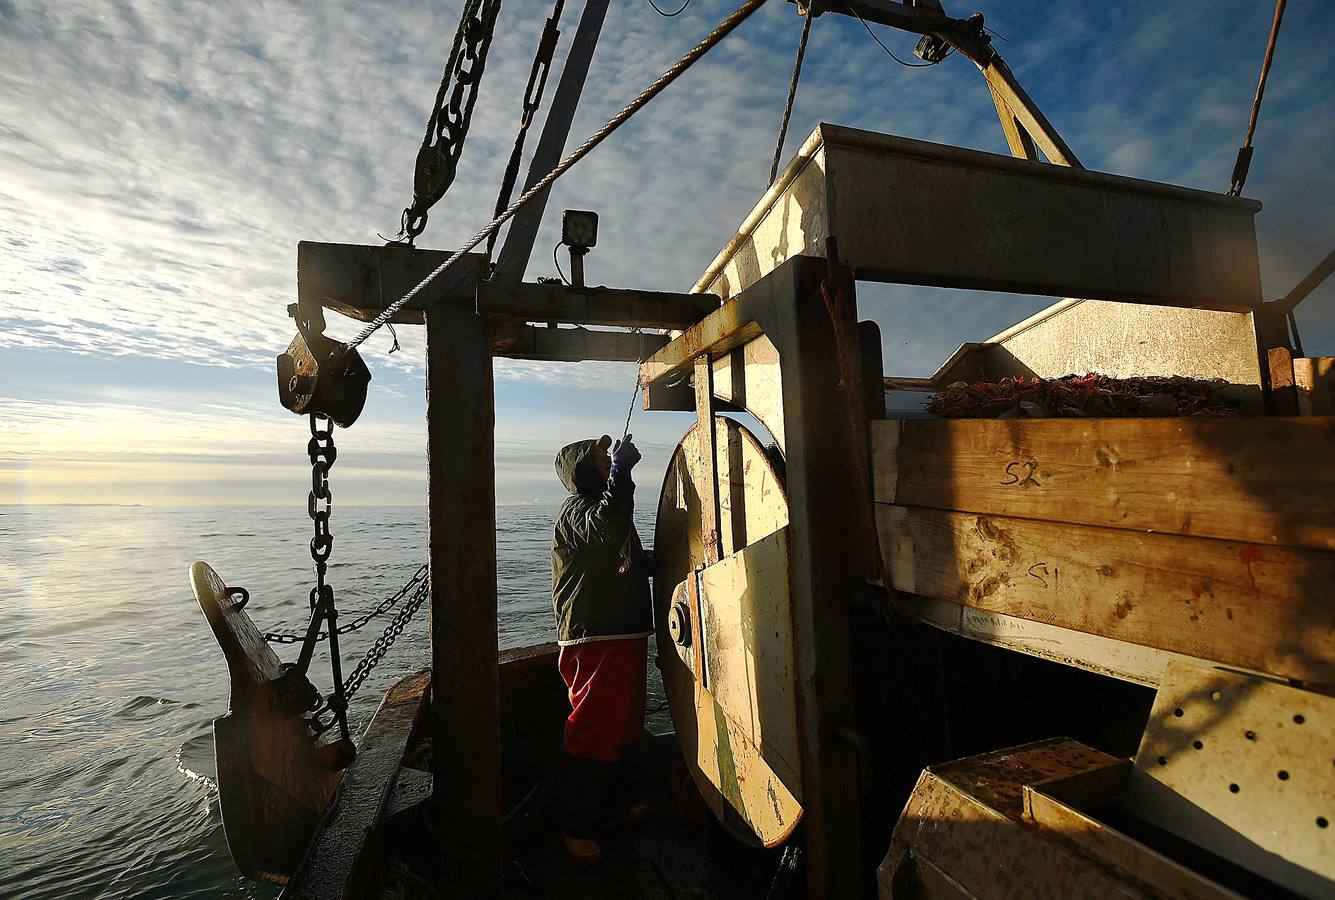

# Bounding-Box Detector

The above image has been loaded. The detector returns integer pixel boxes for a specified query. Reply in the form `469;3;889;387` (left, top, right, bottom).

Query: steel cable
349;0;769;350
1228;0;1287;195
768;11;812;187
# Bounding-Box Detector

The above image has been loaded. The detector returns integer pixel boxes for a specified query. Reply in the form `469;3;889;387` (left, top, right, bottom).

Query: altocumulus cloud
1;0;1331;504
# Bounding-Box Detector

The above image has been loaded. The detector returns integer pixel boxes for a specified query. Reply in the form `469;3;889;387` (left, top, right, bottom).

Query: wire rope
349;0;769;350
1228;0;1287;195
768;11;813;186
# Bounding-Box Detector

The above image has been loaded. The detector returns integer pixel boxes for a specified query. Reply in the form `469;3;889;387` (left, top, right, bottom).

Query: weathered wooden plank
640;301;761;393
694;354;721;567
1268;347;1299;416
897;593;1240;688
424;305;502;894
282;670;430;899
297;241;486;324
872;417;1335;551
877;504;1335;684
987;83;1039;162
977;55;1079;167
476;280;718;329
1294;356;1335;415
490;323;668;362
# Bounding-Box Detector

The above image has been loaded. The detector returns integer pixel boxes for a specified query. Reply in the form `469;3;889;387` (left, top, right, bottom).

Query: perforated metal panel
1125;662;1335;898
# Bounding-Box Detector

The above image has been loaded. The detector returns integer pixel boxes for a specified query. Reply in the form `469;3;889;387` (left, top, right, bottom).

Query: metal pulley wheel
653;416;802;847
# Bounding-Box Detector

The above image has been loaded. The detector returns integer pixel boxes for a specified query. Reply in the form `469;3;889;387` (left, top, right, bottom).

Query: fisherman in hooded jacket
550;432;652;865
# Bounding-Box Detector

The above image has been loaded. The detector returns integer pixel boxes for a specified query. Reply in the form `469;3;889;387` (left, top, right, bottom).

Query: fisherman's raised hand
611;434;641;475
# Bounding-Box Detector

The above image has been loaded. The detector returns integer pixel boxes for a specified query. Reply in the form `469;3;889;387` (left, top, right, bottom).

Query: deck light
560;209;599;287
561;209;598;252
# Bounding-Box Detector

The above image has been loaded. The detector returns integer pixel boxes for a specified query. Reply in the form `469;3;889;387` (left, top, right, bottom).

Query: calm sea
0;504;653;899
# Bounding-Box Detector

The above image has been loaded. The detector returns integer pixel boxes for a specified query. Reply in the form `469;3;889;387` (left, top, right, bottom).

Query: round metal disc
653;416;800;847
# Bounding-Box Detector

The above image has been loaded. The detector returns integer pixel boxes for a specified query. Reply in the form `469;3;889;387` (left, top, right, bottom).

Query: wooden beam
476;280;718;329
977;54;1080;168
773;258;868;897
490;323;668;362
297;241;486;324
694;354;721;567
822;0;948;35
1294;357;1335;415
1268;347;1300;416
639;301;761;393
987;83;1039;161
425;305;502;894
283;670;430;899
877;504;1335;684
872;417;1335;552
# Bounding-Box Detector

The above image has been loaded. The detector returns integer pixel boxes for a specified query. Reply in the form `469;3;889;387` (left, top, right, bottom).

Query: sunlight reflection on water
0;503;622;899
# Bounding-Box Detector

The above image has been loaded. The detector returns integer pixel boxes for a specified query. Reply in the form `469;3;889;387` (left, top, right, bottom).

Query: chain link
262;564;428;644
301;414;352;743
401;0;504;243
335;575;430;709
265;414;428;741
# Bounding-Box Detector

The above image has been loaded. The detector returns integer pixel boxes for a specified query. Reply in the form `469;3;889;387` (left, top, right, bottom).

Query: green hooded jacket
550;438;652;646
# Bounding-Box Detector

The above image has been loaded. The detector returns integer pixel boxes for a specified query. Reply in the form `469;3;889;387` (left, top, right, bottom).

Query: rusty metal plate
191;561;341;884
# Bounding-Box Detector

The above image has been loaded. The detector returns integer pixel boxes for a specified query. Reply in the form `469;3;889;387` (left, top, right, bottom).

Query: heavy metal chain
336;575;430;709
305;413;352;742
350;0;769;350
485;0;565;259
400;0;504;243
263;564;428;644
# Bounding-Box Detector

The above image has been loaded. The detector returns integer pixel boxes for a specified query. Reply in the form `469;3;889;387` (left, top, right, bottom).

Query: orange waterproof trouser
557;636;647;763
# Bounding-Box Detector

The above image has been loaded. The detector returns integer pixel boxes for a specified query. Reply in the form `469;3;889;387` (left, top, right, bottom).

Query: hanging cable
1228;0;1287;196
486;0;566;260
844;1;940;67
552;239;571;285
768;11;813;186
647;0;693;17
348;0;769;350
620;329;647;440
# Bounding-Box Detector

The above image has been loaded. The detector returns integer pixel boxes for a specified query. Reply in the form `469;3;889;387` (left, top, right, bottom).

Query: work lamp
561;209;598;253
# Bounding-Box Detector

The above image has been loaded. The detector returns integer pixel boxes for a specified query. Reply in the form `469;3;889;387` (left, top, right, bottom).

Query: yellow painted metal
654;415;800;846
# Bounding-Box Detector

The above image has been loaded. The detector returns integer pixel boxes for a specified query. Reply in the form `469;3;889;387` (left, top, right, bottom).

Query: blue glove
610;434;641;478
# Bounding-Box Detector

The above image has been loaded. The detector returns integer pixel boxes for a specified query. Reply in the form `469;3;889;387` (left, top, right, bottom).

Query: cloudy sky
2;0;1332;506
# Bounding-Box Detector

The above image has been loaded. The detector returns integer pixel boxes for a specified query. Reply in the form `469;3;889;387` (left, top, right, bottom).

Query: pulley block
276;319;371;428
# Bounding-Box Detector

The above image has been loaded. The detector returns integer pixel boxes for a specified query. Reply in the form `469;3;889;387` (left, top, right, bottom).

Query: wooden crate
871;417;1335;686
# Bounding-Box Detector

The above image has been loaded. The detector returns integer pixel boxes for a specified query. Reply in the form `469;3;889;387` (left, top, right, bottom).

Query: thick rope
768;11;812;187
350;0;769;349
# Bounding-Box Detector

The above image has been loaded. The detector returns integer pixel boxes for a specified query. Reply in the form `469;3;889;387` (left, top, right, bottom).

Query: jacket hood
555;436;610;495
